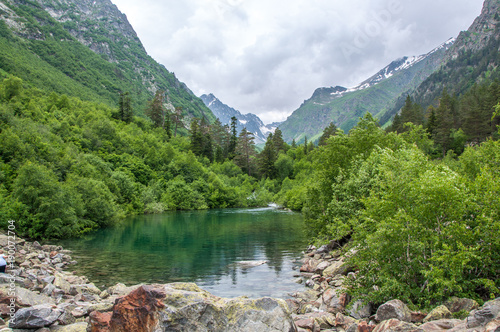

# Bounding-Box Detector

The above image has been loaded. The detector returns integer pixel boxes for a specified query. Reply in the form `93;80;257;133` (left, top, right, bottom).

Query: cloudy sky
110;0;484;124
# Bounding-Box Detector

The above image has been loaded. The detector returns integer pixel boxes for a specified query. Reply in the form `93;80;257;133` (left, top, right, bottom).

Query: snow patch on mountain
200;94;281;143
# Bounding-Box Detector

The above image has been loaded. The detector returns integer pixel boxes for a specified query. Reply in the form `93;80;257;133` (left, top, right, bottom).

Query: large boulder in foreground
88;283;296;332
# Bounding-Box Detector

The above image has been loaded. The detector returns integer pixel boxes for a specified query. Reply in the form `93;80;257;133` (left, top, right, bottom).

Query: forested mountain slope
0;0;214;122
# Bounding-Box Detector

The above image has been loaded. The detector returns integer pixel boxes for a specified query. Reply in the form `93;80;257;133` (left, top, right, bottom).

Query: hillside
279;40;453;143
0;0;214;123
407;0;500;109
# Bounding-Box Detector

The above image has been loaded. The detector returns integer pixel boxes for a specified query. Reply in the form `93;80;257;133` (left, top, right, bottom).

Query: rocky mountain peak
446;0;500;61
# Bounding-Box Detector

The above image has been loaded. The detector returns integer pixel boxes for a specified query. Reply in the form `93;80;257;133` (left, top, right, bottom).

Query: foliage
0;77;267;239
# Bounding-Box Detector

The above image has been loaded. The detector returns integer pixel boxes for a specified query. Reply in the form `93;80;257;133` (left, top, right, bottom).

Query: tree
259;133;277;179
291;139;297;148
172;107;184;137
303;136;308;155
118;92;133;123
228;116;238;158
145;90;171;137
434;89;457;157
1;76;23;101
272;128;286;154
234;128;256;176
318;122;338;146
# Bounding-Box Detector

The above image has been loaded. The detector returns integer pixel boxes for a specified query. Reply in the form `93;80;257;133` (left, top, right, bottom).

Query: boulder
87;283;296;332
466;297;500;329
373;319;418;332
444;297;479;313
0;285;55;307
314;261;330;273
320;288;345;313
9;304;62;329
347;300;372;319
375;299;411;323
50;322;88;332
108;285;165;332
322;259;347;277
423;305;452;322
88;311;112;332
418;319;464;331
485;318;500;332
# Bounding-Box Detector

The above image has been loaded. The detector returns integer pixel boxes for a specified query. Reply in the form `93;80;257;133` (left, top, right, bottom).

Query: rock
466;297;500;328
107;285;165;332
57;309;77;325
423;305;452;322
54;272;72;294
333;313;358;330
314;261;330;273
300;258;320;273
9;304;62;329
485;318;500;332
235;260;267;268
444;297;480;313
357;321;375;332
162;283;296;332
375;299;411;323
319;288;345;314
372;319;418;332
49;322;88;331
88;311;112;332
418;319;463;331
410;311;427;323
347;300;372;319
316;245;330;254
322;259;347;277
0;285;55;307
32;241;43;249
294;289;320;302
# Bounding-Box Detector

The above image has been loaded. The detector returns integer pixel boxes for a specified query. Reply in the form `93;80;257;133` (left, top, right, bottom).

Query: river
56;207;307;299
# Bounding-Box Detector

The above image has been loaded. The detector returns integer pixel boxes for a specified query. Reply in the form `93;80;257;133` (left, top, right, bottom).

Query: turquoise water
57;207;307;298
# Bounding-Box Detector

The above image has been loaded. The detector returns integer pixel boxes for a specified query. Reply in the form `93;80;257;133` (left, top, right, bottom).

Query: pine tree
426;106;437;138
434;89;456;157
318;122;338;146
118;92;133;123
272;128;286;154
234;128;256;176
259;133;277;179
291;139;297;148
172;106;184;137
303;136;308;155
146;90;171;136
228;116;238;158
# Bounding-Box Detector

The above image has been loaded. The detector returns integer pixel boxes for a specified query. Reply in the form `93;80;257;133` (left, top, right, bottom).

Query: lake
57;207;308;299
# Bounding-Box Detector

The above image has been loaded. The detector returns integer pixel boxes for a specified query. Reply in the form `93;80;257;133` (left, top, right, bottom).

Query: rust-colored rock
357;321;375;332
410;311;427;323
88;311;112;332
108;285;166;332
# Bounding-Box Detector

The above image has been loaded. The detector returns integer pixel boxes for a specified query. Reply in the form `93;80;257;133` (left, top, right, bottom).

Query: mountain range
1;0;498;144
278;38;455;143
0;0;215;126
200;93;280;144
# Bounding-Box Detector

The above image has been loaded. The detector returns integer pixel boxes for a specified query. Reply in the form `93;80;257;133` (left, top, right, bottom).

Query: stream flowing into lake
56;207;307;299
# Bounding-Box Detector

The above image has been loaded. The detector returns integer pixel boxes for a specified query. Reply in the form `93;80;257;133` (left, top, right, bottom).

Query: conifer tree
118;92;133;123
234;128;256;176
259;133;277;179
318;122;338;146
272;128;286;154
228;116;238;158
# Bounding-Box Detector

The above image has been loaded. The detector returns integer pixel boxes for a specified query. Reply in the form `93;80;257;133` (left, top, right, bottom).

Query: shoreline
0;234;498;331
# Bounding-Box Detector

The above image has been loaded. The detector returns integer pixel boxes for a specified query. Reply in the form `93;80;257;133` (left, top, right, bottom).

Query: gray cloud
111;0;484;123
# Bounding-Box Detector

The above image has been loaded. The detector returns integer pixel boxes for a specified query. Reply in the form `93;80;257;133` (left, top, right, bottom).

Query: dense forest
0;75;275;239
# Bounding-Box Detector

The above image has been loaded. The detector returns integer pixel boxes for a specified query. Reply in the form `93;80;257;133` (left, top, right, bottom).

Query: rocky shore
0;234;498;332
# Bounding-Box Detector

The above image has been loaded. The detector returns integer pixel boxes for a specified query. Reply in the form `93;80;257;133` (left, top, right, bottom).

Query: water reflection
57;208;307;298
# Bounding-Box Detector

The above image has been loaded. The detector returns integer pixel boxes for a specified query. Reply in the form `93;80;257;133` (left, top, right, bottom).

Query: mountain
279;39;454;143
0;0;214;124
200;93;280;143
407;0;500;110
